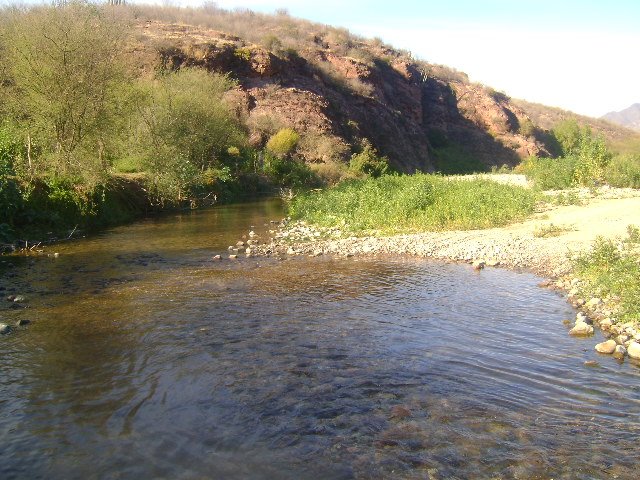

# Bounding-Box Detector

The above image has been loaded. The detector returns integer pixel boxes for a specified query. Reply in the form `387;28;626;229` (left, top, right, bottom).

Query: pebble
615;334;629;345
586;297;603;308
229;254;238;260
472;260;485;270
594;340;616;354
0;323;11;334
599;318;613;331
15;319;31;326
627;341;640;360
569;322;594;336
389;405;412;419
613;345;627;360
212;255;221;261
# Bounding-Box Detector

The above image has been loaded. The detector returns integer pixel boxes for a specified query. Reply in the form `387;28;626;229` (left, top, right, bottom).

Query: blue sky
6;0;636;116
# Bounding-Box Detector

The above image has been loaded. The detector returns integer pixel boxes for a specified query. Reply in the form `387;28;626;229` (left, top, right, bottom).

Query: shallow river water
1;200;639;479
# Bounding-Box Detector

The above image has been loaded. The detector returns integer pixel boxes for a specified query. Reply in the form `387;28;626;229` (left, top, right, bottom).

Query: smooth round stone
569;322;594;336
627;341;640;360
594;340;617;354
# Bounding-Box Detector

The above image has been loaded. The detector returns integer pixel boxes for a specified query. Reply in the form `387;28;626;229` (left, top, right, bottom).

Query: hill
129;5;556;173
602;103;640;131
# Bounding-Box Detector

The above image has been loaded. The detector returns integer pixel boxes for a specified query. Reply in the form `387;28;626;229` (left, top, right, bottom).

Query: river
1;199;639;479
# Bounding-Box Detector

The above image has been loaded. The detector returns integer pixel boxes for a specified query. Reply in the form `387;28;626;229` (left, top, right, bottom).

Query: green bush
266;128;300;157
349;142;389;178
604;154;640;188
0;127;24;225
516;156;576;190
3;2;131;190
264;153;318;188
574;232;640;324
289;174;538;234
543;119;612;186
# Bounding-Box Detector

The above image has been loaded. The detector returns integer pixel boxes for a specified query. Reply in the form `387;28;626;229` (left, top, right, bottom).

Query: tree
134;68;246;203
1;2;131;190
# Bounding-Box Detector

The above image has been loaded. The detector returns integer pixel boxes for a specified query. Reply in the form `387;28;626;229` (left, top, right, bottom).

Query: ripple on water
1;203;640;479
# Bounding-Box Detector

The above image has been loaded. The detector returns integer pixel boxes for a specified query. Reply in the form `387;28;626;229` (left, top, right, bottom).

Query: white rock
569;322;594;336
586;297;603;308
594;340;617;354
627;341;640;359
599;318;613;330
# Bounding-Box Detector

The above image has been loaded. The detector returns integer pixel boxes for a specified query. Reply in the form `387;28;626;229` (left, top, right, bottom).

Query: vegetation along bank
2;2;640;247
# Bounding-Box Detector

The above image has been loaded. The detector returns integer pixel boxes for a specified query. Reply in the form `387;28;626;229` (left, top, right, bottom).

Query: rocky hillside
602;103;640;131
128;6;638;173
131;17;552;173
514;99;640;142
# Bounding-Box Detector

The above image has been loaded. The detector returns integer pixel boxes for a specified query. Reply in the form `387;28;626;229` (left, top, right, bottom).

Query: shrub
0;127;24;225
516;156;576;190
349;142;389;178
266;128;300;157
573;232;640;324
263;153;317;188
310;161;353;186
298;133;349;164
518;118;536;138
3;2;131;190
433;143;486;175
604;154;640;188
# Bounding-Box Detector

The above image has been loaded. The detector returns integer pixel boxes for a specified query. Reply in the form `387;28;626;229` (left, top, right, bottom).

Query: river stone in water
0;323;11;334
613;345;627;360
569;322;594;336
595;340;617;354
627;341;640;359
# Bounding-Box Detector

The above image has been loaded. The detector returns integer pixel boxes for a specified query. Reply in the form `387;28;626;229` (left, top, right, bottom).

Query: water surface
1;200;639;479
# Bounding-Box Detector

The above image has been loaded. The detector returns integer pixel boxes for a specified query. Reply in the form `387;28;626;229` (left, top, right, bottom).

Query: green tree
552;119;582;156
1;1;131;190
134;68;246;204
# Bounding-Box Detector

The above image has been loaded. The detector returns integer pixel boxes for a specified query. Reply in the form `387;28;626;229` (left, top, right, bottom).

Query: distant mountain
602;104;640;131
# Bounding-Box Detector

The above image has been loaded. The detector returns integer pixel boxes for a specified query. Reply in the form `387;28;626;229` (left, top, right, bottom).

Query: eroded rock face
135;21;552;173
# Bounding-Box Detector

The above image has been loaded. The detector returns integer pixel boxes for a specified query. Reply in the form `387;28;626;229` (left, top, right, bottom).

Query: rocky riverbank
227;187;640;362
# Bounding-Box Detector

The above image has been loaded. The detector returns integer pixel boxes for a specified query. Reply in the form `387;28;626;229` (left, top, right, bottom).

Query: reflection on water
1;200;639;479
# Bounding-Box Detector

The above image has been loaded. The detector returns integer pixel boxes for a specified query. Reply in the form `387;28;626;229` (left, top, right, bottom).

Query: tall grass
289;174;538;234
573;227;640;324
